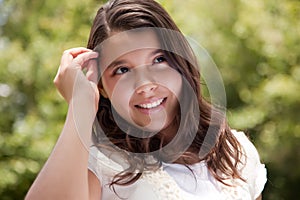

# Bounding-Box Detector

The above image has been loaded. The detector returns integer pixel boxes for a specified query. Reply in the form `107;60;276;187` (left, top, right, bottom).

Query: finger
59;47;92;67
85;59;99;84
74;51;99;69
63;47;93;58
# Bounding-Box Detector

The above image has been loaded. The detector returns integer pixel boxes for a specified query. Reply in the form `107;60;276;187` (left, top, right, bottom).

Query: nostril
136;83;157;94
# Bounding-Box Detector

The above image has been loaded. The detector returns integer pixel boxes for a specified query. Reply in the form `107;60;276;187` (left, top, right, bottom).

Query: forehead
98;29;161;69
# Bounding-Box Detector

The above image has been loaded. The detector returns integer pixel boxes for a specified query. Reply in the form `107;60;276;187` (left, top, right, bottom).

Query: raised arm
25;47;101;200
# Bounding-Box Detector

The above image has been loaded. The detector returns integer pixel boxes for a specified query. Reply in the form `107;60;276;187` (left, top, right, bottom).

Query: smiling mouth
136;98;166;109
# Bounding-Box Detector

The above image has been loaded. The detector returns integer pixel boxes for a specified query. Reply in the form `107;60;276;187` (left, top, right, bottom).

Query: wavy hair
87;0;244;189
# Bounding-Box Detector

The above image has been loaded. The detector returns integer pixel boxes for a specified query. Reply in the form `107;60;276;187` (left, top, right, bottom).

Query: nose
134;65;157;94
136;83;157;94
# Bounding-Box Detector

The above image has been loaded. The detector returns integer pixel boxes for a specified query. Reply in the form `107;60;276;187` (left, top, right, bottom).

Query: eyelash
153;55;167;64
114;66;130;75
113;54;167;75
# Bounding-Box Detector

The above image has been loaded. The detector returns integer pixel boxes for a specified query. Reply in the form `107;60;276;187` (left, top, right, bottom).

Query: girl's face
99;30;182;132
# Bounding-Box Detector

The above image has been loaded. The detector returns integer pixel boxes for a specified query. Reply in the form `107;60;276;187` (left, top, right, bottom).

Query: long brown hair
87;0;244;188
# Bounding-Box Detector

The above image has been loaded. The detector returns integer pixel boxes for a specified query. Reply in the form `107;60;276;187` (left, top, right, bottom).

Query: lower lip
135;98;167;115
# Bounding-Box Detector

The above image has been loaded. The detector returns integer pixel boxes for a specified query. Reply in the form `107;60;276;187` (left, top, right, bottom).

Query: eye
153;55;167;64
114;66;130;75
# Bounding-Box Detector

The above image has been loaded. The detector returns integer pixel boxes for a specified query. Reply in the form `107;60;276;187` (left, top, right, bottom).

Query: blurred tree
0;0;299;199
0;0;103;199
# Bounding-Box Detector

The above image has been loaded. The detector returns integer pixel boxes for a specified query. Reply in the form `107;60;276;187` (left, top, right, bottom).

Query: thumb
89;81;100;111
85;58;100;84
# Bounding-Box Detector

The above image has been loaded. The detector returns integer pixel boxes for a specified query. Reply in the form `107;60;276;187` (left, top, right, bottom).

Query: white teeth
138;98;164;109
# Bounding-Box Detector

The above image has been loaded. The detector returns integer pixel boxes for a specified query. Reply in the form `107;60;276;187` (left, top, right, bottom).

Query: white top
88;130;267;200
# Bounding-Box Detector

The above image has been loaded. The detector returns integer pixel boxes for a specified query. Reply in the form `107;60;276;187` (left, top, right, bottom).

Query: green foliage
0;0;103;199
1;0;299;199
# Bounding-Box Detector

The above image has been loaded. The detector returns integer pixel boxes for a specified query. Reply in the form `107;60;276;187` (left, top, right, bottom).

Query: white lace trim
220;179;252;200
141;166;255;200
141;167;185;200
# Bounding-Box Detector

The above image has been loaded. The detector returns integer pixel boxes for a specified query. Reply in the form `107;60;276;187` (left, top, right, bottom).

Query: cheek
167;74;182;97
104;76;135;122
153;68;182;98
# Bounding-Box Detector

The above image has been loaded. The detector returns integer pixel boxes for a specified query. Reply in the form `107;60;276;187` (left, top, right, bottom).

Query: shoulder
88;146;126;183
231;129;267;199
231;129;260;161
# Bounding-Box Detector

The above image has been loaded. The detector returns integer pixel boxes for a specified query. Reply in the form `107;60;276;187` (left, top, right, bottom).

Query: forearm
25;107;94;200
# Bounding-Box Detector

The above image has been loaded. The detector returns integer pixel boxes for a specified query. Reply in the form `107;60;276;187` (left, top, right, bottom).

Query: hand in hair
54;47;99;112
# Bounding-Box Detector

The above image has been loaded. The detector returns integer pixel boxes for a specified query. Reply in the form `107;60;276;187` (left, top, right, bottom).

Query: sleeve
88;145;127;184
88;146;103;183
232;130;267;199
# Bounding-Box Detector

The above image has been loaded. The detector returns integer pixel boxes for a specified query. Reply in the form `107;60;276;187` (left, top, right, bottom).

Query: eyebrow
107;60;127;70
106;49;164;70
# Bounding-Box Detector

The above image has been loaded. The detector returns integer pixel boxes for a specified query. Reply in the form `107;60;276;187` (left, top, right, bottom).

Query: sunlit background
0;0;299;199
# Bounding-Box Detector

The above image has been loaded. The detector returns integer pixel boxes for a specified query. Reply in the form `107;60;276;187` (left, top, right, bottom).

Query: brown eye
115;66;130;75
154;55;167;64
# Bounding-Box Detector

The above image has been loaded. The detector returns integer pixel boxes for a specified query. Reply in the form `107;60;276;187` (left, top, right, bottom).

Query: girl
26;0;267;199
